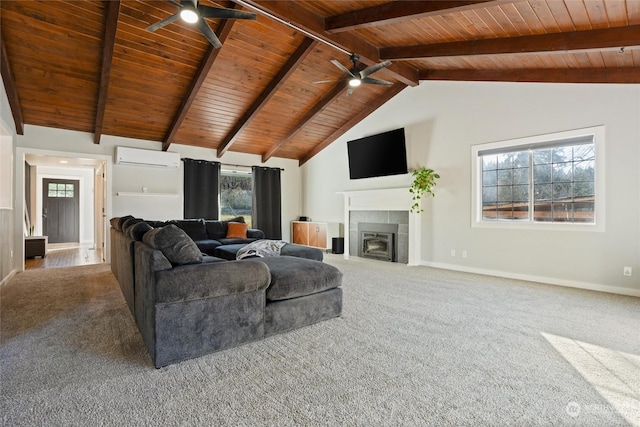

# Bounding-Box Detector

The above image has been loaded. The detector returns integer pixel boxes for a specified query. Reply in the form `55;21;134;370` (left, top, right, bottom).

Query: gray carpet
1;255;639;426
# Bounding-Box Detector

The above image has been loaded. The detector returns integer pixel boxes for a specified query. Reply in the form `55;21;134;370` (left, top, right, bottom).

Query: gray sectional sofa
110;216;343;367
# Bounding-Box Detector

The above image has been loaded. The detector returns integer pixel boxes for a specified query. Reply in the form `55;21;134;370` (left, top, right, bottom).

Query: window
472;126;604;230
48;183;74;198
220;169;253;227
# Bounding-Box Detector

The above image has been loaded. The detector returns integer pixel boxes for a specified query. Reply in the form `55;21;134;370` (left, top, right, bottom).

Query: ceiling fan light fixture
348;78;361;87
180;8;199;24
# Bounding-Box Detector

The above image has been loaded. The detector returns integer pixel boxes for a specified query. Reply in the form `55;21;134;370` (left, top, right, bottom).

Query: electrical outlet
450;249;456;257
623;267;632;277
462;250;468;259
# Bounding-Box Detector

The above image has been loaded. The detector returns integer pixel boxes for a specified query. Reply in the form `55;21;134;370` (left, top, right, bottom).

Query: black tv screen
347;128;408;179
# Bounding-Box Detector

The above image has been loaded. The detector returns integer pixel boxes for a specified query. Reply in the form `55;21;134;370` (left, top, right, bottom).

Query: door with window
43;179;79;243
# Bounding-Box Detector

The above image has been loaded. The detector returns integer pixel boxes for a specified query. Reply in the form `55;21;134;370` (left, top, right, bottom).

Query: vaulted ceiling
2;1;638;165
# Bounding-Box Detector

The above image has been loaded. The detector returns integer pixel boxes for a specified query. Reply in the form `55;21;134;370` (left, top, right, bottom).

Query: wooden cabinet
25;236;47;259
291;221;328;249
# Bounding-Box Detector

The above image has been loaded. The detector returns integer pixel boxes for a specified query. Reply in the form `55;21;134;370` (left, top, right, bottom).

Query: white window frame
471;126;605;232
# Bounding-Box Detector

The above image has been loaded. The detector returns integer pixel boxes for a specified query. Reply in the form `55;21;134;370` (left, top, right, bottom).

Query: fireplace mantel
338;188;421;265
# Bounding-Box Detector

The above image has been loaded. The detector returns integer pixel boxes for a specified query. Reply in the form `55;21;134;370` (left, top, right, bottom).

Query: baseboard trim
0;269;18;287
419;261;640;297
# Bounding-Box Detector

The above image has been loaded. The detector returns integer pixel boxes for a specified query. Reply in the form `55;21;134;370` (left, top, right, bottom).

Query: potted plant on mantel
409;167;440;213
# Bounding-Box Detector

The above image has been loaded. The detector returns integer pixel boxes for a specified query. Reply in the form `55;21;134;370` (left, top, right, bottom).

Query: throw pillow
128;222;153;241
122;218;143;234
117;215;134;231
143;224;203;265
226;222;248;239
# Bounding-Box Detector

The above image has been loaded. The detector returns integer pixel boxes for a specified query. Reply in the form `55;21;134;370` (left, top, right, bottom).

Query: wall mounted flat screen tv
347;128;408;179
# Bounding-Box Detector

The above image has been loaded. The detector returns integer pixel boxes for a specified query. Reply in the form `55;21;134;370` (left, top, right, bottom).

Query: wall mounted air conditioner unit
115;146;180;168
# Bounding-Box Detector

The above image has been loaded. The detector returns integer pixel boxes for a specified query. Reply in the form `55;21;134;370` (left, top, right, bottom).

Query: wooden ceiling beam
94;0;120;145
0;37;24;135
217;37;318;158
382;25;640;59
243;1;419;87
419;68;640;84
325;0;508;33
162;4;241;151
261;80;348;163
299;83;407;166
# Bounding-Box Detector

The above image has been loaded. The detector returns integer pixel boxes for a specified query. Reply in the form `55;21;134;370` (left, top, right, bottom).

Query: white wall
0;78;18;284
302;81;640;296
15;125;300;242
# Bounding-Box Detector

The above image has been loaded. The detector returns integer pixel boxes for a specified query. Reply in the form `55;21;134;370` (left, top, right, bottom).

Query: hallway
25;244;104;270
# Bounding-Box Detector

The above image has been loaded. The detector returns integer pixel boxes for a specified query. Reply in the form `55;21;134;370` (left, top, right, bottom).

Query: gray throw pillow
117;215;134;231
128;222;153;241
122;218;143;234
143;224;203;265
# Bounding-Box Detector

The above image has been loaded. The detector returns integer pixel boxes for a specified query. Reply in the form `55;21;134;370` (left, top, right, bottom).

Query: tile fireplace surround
338;188;422;265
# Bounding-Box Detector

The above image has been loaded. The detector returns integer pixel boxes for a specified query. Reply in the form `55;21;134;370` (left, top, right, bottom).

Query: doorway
21;151;111;270
42;178;80;243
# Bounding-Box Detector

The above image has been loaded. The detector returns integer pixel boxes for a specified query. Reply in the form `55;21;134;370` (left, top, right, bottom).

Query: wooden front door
43;178;79;243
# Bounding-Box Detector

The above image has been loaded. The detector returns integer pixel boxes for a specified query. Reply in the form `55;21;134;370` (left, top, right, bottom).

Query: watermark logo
566;401;581;418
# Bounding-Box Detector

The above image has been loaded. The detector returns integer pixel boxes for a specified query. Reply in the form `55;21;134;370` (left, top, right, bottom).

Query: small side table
25;236;48;259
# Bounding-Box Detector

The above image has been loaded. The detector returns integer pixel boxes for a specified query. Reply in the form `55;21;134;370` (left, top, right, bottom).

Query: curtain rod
181;158;284;171
222;163;284;172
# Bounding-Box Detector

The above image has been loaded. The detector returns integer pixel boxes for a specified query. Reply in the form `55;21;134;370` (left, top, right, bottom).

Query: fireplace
358;222;398;262
340;189;420;265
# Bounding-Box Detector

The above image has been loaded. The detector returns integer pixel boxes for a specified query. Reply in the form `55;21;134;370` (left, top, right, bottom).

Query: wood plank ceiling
1;1;638;165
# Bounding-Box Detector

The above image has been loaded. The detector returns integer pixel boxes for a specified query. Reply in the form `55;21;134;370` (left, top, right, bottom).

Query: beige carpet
1;257;639;426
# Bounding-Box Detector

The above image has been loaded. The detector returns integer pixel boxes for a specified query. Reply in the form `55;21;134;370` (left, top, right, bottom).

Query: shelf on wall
116;192;179;197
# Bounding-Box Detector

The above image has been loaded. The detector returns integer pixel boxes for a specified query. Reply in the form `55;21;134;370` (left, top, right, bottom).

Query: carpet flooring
1;255;639;426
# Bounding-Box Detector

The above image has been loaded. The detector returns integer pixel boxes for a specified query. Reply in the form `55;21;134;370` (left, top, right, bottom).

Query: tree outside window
220;171;252;227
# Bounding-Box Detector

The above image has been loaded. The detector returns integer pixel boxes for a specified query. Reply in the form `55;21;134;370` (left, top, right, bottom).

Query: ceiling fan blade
330;59;357;78
146;13;181;32
360;60;392;78
313;79;341;84
197;20;222;48
198;5;257;20
362;77;393;86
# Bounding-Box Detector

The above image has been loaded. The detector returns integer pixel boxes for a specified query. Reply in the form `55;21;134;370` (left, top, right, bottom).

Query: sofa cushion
202;255;226;263
213;244;246;260
246;256;342;301
143;224;203;266
214;242;321;261
205;217;245;240
154;260;271;303
195;239;222;255
226;222;248;238
217;238;258;246
128;221;153;241
173;219;208;241
247;228;265;239
281;243;323;262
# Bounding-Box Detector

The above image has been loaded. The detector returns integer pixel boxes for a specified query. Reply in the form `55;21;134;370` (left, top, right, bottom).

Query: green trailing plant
409;167;440;213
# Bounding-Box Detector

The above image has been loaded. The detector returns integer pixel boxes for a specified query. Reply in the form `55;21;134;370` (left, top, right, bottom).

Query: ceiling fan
146;0;256;49
316;54;393;95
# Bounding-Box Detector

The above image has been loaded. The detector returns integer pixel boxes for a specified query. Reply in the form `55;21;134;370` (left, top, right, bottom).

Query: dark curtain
252;166;282;239
183;158;220;219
